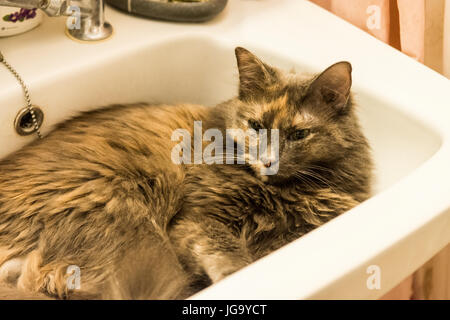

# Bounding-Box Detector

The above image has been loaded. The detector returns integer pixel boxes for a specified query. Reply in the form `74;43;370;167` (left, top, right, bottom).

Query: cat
0;47;372;299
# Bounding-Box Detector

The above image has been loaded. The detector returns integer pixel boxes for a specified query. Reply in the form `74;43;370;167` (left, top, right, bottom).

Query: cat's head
219;47;370;187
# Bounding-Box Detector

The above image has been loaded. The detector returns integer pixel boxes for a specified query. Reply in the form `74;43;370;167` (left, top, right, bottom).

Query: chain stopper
0;51;42;139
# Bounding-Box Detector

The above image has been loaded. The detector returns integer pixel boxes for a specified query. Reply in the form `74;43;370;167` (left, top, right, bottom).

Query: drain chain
0;50;42;139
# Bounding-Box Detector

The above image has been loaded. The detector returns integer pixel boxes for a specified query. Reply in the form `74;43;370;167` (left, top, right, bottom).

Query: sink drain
14;106;44;136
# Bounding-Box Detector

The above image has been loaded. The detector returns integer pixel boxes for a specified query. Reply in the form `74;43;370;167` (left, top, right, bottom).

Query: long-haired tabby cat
0;47;372;299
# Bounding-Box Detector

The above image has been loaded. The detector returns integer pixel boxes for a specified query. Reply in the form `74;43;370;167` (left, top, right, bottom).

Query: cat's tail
100;171;193;300
0;285;54;300
101;237;192;300
0;240;190;300
0;286;98;300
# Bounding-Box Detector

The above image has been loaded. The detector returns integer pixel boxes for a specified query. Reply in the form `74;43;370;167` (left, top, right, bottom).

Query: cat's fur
0;103;207;298
169;48;372;285
0;47;372;299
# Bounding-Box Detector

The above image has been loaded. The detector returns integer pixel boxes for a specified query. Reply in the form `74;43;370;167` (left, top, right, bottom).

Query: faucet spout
66;0;113;42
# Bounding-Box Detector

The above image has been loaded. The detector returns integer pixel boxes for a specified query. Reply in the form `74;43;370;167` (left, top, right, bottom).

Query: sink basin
0;0;449;299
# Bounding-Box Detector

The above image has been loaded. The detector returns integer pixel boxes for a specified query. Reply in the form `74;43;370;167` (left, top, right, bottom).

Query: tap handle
40;0;68;16
0;0;44;9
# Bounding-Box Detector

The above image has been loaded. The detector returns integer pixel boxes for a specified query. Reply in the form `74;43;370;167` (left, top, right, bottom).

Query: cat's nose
260;155;278;168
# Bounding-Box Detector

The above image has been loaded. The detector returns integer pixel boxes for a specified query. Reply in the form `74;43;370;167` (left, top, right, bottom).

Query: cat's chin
250;167;292;186
263;174;294;186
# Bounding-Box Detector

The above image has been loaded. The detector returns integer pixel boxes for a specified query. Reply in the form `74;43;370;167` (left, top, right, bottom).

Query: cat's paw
0;257;24;285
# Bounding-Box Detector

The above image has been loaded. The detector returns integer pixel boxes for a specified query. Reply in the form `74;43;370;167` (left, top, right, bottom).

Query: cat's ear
235;47;277;100
306;61;352;114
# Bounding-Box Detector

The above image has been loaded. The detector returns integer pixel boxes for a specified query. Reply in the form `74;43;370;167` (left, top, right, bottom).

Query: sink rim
1;33;448;300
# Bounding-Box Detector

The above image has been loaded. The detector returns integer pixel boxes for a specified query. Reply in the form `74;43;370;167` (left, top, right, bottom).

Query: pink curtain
310;0;425;63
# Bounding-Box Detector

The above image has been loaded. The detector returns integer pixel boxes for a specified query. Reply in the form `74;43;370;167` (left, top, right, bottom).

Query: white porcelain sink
0;0;449;299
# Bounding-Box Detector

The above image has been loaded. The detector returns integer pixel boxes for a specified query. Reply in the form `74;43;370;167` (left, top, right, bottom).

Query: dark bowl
107;0;228;22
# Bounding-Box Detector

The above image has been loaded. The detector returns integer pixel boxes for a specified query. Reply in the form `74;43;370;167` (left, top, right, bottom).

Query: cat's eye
289;129;311;141
248;119;263;131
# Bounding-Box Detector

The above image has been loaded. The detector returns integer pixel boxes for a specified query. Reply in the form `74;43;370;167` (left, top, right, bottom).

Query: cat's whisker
292;172;321;189
302;170;338;189
295;170;337;192
305;164;350;186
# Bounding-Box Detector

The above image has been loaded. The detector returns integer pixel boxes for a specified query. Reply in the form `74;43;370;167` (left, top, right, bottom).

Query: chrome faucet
0;0;112;42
